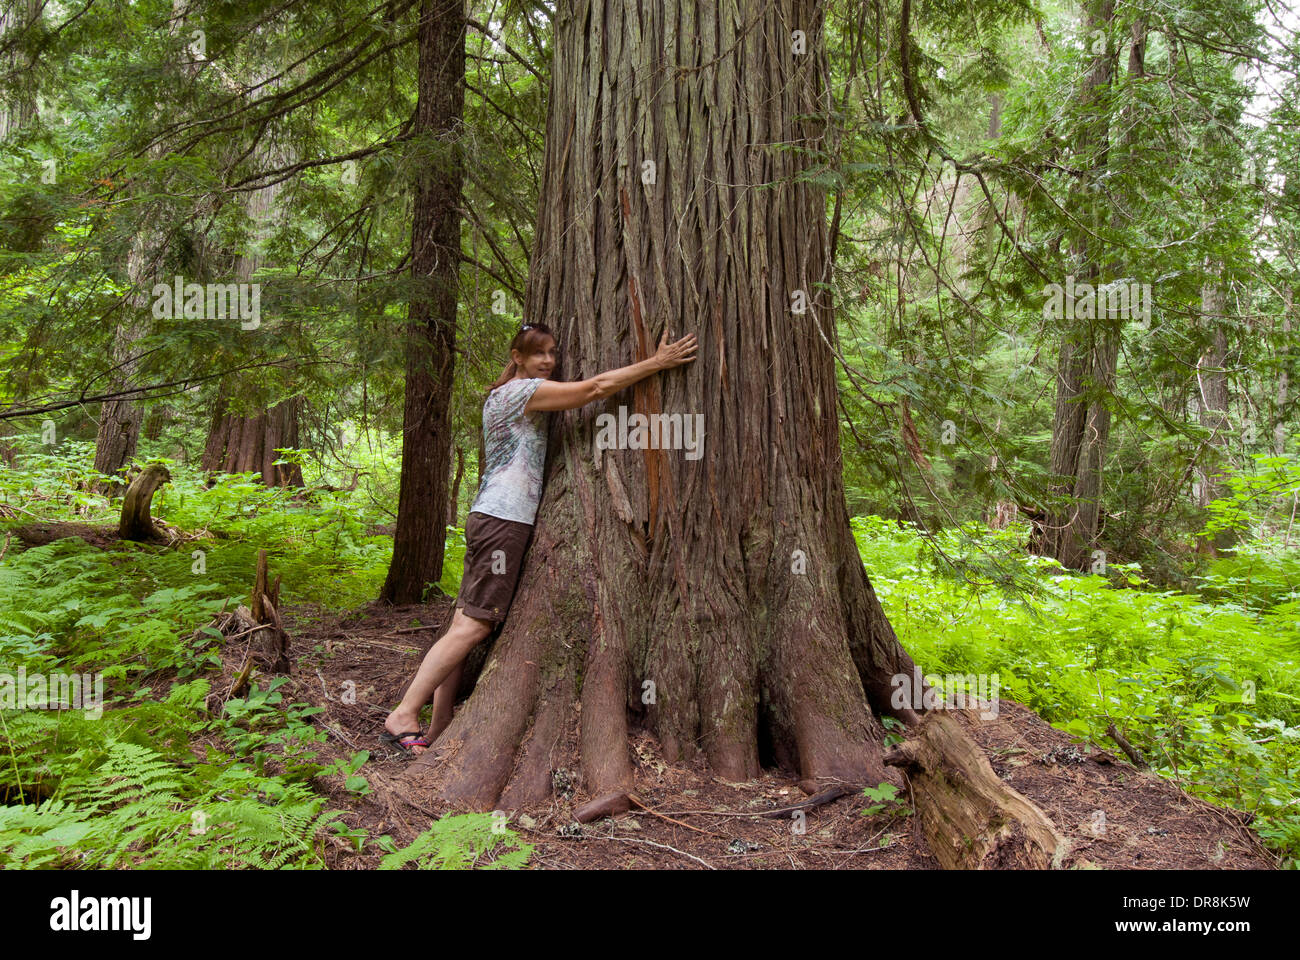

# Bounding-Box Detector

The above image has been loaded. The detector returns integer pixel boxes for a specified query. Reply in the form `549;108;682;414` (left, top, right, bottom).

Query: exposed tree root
574;792;633;823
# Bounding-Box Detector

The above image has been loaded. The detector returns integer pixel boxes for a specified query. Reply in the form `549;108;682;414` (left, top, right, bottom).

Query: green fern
378;813;533;870
0;740;345;869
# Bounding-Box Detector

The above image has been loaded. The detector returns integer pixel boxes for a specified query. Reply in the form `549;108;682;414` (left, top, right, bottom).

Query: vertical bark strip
402;0;924;811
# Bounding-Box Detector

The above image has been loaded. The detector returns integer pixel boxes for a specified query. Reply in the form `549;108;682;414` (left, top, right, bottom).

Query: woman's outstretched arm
524;329;698;413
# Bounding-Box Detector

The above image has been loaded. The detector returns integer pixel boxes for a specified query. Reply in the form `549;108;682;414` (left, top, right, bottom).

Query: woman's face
513;337;556;379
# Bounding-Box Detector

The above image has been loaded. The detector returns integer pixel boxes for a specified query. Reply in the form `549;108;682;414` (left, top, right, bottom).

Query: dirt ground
215;597;1276;870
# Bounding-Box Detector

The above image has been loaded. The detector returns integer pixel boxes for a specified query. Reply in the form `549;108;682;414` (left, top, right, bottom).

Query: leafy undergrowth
1;443;1296;867
854;515;1300;866
0;445;508;869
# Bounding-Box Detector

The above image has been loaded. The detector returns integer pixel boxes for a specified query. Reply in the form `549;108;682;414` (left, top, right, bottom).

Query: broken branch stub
118;463;172;541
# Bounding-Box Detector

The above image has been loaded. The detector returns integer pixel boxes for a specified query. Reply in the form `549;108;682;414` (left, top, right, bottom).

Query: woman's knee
448;610;495;647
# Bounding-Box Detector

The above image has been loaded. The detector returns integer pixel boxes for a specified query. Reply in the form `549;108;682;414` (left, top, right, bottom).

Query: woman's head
487;322;557;393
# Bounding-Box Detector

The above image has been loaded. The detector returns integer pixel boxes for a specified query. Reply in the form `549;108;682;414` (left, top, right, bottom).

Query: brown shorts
456;511;534;623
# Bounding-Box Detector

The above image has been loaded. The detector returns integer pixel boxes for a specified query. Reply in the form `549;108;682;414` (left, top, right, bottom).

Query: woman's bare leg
428;662;464;740
384;608;493;754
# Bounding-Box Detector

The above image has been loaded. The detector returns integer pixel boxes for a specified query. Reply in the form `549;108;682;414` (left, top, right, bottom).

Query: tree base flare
884;712;1068;869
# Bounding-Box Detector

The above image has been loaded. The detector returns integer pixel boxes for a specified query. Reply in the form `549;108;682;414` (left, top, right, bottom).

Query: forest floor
220;597;1276;870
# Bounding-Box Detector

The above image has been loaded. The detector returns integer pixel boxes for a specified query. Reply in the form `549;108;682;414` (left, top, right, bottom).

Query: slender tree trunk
1275;287;1292;458
447;445;465;527
1043;0;1120;571
93;231;153;490
92;0;194;489
0;0;40;140
476;429;485;494
379;0;464;603
400;0;927;813
1196;272;1235;553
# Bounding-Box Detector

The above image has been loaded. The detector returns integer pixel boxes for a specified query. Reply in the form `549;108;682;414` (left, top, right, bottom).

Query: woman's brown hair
486;322;558;395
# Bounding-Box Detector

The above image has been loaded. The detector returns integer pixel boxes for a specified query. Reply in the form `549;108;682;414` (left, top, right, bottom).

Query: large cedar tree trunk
379;0;463;603
401;0;925;812
201;388;305;487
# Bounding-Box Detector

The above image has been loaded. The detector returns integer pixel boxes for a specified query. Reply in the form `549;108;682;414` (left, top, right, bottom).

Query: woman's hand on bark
653;329;699;370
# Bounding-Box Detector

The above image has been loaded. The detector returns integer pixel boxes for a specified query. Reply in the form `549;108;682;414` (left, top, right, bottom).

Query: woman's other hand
653;329;699;370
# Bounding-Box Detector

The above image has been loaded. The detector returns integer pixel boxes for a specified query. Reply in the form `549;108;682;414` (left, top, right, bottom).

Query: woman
383;320;698;754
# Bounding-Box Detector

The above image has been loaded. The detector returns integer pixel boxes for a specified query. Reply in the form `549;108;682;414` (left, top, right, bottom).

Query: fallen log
757;784;854;818
884;711;1068;869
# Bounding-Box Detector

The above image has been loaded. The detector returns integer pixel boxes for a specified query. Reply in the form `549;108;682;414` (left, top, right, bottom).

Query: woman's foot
383;709;428;756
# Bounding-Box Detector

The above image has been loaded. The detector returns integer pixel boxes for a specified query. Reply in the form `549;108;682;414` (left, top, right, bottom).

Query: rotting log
1106;722;1148;768
884;712;1068;869
117;463;171;541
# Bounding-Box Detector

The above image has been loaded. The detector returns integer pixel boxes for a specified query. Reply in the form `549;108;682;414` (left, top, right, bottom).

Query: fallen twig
1106;723;1148;768
320;721;360;749
566;833;716;869
626;792;728;838
648;784;856;820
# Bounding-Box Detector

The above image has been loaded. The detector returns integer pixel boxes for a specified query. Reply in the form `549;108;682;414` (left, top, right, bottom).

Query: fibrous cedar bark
379;0;464;604
247;548;289;673
399;0;928;813
201;389;305;488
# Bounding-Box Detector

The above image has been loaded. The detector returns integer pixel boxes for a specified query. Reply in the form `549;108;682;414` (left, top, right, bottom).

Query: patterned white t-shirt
469;377;548;524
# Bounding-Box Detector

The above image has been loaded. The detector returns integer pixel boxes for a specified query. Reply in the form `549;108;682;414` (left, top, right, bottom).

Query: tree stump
884;712;1068;869
216;550;291;674
117;463;171;541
